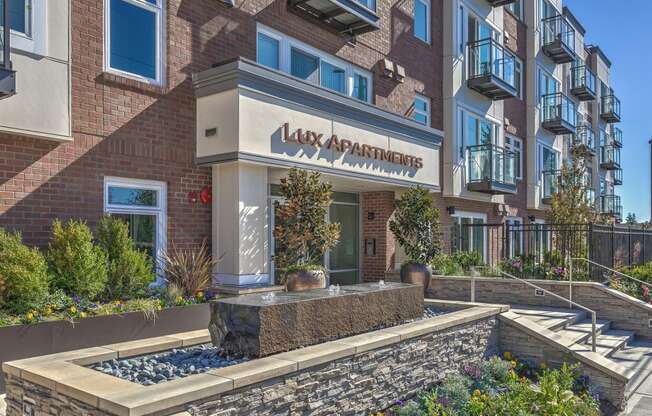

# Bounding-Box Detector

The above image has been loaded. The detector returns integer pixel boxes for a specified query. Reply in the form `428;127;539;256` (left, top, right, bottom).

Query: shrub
389;187;442;265
47;219;108;299
273;168;340;283
97;215;155;300
162;240;216;297
0;228;49;313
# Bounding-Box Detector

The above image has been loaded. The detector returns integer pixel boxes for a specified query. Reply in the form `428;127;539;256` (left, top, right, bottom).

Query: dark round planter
400;263;431;293
285;269;326;292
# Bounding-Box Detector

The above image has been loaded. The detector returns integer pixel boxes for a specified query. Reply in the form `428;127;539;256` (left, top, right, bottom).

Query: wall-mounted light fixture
446;206;456;215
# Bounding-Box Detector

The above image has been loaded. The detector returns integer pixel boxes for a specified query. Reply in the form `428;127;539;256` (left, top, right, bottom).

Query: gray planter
400;263;432;293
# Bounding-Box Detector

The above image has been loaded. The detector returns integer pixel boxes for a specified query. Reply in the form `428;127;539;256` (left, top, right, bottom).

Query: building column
212;162;269;287
361;191;396;282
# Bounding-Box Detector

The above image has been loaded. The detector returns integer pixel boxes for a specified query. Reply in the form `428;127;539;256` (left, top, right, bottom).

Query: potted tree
389;186;442;292
273;168;340;292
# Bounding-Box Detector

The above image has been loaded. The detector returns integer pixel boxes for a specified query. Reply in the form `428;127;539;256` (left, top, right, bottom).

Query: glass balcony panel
610;127;623;147
467;39;517;100
541;170;561;203
600;145;621;169
467;144;516;194
0;0;5;69
541;15;575;63
573;125;595;153
541;93;576;134
601;95;621;122
570;65;596;100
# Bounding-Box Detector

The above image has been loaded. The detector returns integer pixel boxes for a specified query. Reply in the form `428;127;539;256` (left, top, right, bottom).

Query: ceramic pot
285;269;326;292
400;263;431;293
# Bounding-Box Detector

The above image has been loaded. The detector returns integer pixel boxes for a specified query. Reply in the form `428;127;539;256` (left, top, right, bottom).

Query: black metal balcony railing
485;0;517;8
573;125;595;155
0;0;16;99
614;168;623;186
467;38;518;100
600;194;622;219
541;92;577;135
288;0;380;36
541;169;562;204
600;145;621;170
601;94;621;123
541;15;576;63
466;144;517;195
609;126;623;148
570;65;597;101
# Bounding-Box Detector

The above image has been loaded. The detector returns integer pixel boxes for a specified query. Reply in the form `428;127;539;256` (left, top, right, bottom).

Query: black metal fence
442;222;652;277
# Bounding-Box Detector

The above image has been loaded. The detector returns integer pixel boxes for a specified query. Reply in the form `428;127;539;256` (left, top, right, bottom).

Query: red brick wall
361;191;396;281
0;0;444;249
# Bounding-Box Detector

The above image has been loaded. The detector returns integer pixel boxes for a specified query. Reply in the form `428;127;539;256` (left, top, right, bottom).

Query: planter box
0;303;210;393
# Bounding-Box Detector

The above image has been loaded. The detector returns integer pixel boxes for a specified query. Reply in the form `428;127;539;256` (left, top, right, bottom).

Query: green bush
47;219;107;300
97;215;155;300
0;228;49;313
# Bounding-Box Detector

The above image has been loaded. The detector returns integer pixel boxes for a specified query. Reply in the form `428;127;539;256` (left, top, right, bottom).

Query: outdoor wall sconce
394;64;406;83
367;212;375;220
446;206;456;215
528;215;536;222
380;58;395;78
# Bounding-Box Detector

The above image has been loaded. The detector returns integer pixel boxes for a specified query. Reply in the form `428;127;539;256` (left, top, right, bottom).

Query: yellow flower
503;351;513;361
69;306;77;314
25;312;34;322
473;389;481;397
511;360;517;368
175;296;183;304
539;362;547;369
80;312;87;318
196;291;204;299
156;304;163;311
481;394;489;401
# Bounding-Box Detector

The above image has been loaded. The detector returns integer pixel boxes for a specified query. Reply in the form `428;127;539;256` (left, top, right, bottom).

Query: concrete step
509;305;587;331
563;319;611;338
610;340;652;400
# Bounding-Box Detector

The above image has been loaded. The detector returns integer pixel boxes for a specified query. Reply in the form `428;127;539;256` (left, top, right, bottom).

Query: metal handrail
571;258;652;290
499;270;597;352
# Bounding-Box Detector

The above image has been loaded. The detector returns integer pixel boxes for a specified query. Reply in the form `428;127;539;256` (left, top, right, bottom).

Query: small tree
625;212;637;225
97;215;155;300
389;186;442;265
273;168;340;280
47;219;108;300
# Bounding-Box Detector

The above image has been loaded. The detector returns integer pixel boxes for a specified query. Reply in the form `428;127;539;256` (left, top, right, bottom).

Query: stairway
510;305;652;413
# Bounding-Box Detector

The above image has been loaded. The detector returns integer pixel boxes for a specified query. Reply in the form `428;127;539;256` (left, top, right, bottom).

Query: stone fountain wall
209;282;423;357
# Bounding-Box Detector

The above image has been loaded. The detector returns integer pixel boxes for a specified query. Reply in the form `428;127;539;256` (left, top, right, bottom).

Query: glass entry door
328;193;360;285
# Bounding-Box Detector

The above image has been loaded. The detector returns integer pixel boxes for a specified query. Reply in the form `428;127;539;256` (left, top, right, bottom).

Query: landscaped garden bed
377;354;602;416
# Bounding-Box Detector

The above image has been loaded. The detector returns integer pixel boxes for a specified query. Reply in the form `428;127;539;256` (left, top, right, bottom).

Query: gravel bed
92;306;447;385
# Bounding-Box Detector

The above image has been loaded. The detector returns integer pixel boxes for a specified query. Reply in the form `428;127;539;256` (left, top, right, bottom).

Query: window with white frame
413;94;430;126
414;0;431;44
9;0;31;36
506;0;523;21
104;177;167;271
457;108;499;160
106;0;164;84
505;136;523;179
256;25;373;102
538;67;559;100
505;217;523;258
452;212;487;261
8;0;46;55
514;57;523;99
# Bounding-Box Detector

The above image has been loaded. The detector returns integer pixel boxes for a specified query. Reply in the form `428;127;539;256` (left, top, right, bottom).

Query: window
468;13;495;43
538;68;559;99
256;25;373;102
506;0;523;21
537;143;559;182
356;0;376;11
457;109;498;159
514;58;523;99
505;136;523;179
9;0;31;36
106;0;164;84
104;177;167;273
452;212;487;261
505;217;523;258
414;0;431;44
413;95;430;126
257;32;280;70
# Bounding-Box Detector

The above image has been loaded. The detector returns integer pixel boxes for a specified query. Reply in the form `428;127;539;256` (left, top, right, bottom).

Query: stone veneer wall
5;317;499;416
430;277;652;340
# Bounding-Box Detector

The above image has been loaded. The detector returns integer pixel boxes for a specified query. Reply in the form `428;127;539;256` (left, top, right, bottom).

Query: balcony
601;94;621;123
466;144;517;195
485;0;517;7
541;93;577;135
541;15;576;64
572;125;595;156
467;39;518;101
584;188;596;206
0;0;16;99
288;0;380;36
609;127;623;148
541;169;561;205
600;194;622;220
600;145;621;170
614;168;623;186
570;65;596;101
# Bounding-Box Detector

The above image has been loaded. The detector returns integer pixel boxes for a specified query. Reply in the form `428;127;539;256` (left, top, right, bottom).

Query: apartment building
0;0;622;288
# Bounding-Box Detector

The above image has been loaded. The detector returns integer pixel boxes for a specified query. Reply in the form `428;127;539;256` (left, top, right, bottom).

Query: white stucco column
212;162;269;286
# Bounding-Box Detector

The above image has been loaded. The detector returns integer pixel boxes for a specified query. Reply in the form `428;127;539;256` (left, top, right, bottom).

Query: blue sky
564;0;652;222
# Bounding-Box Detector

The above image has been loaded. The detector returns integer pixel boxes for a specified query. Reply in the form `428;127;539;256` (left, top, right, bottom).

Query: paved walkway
611;340;652;415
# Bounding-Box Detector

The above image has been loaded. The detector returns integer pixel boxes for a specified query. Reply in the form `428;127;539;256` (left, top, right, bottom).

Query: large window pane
291;48;319;83
329;204;359;272
110;0;157;79
320;61;346;93
108;186;158;207
257;33;279;70
353;73;368;101
414;0;429;43
8;0;29;35
113;213;157;260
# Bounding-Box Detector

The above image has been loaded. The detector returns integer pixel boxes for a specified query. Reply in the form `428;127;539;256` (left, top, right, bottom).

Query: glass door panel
328;202;359;286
